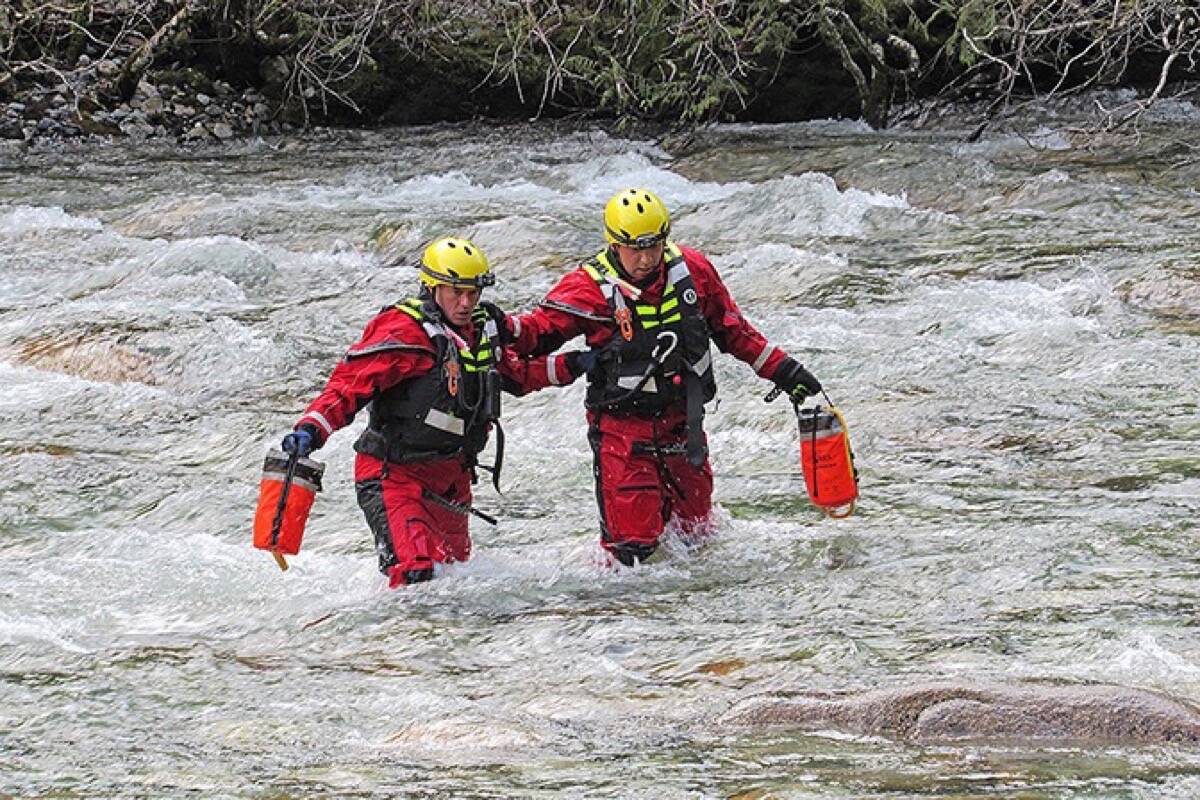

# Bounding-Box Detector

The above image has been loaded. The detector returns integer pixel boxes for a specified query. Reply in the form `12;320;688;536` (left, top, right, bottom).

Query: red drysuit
508;243;796;565
295;297;577;586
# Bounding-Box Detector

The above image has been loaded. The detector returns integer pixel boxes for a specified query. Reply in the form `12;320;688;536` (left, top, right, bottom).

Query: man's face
614;241;664;282
434;284;481;327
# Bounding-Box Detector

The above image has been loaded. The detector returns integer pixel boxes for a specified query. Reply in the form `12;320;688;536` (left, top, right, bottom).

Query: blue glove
281;424;319;457
772;356;822;400
566;349;599;376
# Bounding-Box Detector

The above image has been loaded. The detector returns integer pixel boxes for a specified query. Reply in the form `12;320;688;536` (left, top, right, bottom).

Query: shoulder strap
345;299;439;360
586;249;644;301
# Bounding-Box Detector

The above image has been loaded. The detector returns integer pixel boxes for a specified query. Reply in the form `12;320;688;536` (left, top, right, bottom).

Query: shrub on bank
0;0;1195;142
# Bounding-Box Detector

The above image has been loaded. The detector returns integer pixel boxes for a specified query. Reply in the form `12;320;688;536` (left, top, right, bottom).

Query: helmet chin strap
418;285;446;321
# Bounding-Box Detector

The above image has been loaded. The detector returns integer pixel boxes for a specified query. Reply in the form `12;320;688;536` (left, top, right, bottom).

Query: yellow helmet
418;237;494;289
603;188;670;248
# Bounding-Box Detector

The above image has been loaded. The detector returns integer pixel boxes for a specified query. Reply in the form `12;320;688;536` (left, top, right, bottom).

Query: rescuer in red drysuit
502;188;823;566
281;237;583;587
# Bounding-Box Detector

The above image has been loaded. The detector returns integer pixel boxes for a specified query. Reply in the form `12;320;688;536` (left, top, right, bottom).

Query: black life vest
353;296;501;466
583;244;717;416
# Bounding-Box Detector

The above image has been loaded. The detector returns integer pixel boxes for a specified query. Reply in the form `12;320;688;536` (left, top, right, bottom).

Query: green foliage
854;0;892;33
943;0;998;69
408;0;802;124
2;0;1196;131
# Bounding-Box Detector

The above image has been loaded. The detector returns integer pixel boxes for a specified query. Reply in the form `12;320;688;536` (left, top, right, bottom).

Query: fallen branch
114;0;197;100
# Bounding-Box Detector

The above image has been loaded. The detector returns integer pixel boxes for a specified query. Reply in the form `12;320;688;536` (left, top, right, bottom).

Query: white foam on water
110;193;231;238
714;243;853;305
675;172;909;246
0;356;166;406
0;205;103;236
0;612;91;653
0;360;87;408
719;118;877;137
551;150;748;208
7;524;383;651
1108;634;1200;686
295;155;747;229
144;234;278;288
150;314;290;396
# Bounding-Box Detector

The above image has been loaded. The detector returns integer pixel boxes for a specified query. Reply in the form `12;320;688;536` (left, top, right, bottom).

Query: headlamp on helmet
630;232;666;250
604;188;670;248
418;237;494;290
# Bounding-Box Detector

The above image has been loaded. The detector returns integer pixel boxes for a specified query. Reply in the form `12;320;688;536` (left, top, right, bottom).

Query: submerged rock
1120;268;1200;320
722;683;1200;744
12;334;159;385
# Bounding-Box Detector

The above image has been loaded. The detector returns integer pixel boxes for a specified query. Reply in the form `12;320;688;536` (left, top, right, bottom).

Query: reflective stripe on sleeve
691;350;712;376
547;354;564;386
300;411;334;437
752;344;776;373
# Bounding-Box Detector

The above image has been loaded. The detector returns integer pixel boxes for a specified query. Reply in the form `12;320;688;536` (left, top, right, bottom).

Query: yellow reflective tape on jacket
396;300;423;320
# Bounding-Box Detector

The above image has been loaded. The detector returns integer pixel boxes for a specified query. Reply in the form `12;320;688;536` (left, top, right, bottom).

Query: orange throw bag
252;449;325;570
796;405;858;518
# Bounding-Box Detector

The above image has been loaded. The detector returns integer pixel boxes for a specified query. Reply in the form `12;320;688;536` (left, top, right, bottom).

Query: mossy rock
150;66;216;96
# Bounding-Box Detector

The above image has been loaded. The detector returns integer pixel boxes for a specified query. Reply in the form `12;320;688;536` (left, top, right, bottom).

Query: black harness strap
421;488;498;526
490;420;505;492
269;451;299;550
684;373;706;468
631;433;688;503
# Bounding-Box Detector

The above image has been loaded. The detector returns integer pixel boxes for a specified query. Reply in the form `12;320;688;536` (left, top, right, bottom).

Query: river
2;104;1199;798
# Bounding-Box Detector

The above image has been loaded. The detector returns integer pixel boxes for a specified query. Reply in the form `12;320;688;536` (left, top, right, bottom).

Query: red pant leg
354;454;472;578
588;410;716;558
661;447;714;537
590;420;668;549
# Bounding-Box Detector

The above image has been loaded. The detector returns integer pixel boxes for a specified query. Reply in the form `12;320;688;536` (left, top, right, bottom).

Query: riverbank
3;1;1196;146
0;54;289;144
4;86;1199;164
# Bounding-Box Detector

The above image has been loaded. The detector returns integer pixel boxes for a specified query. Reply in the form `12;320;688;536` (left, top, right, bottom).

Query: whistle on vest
615;307;634;342
445;359;461;397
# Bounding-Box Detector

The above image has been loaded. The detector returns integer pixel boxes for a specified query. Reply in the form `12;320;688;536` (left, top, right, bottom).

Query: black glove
772;356;822;400
281;423;321;457
473;301;512;344
565;349;599;377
